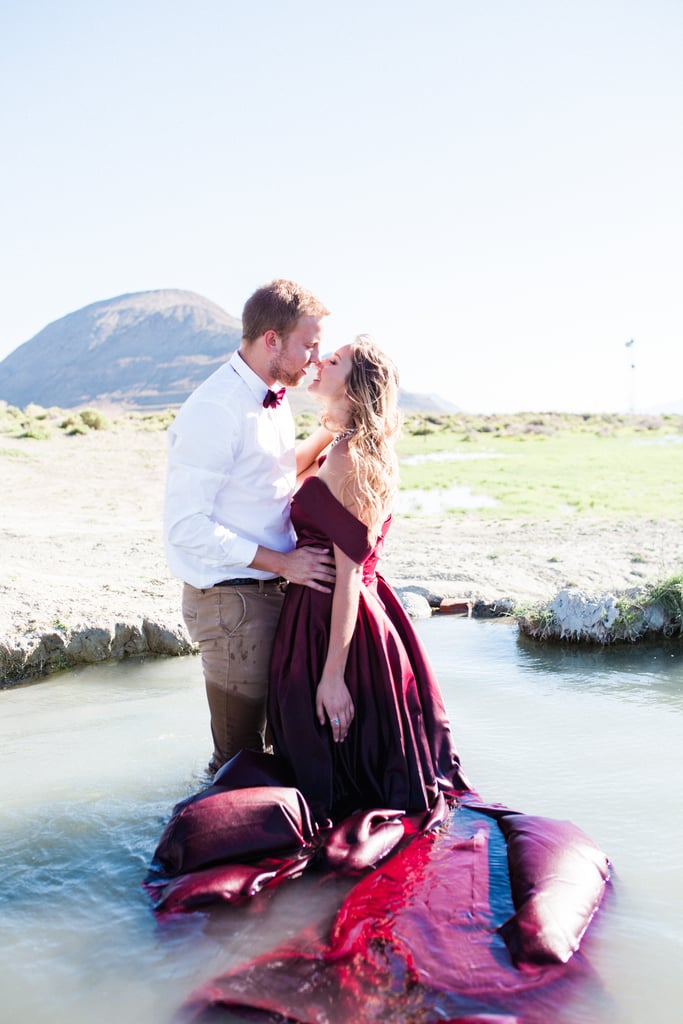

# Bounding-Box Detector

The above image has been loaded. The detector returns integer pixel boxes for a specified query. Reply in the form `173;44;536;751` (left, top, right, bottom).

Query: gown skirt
267;476;471;824
144;477;612;1021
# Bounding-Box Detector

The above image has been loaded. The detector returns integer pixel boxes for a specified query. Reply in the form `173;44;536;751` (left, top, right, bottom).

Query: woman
268;336;471;824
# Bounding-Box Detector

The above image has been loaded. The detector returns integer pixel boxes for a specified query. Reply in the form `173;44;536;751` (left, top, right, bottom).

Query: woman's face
308;344;353;402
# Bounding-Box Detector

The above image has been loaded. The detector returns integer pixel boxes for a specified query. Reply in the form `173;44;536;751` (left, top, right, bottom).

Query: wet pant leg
181;581;286;769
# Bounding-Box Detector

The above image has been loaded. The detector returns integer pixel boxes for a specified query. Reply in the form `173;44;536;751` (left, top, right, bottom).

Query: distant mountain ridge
0;289;457;413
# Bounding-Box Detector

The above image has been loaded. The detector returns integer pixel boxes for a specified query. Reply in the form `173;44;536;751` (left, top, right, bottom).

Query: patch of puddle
397;483;497;514
632;435;683;446
400;449;507;465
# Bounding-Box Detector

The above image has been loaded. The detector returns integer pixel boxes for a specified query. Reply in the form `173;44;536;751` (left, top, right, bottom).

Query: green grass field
3;403;682;523
396;412;683;520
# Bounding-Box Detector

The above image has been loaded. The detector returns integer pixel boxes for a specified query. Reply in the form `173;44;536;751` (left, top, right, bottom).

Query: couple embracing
164;278;469;828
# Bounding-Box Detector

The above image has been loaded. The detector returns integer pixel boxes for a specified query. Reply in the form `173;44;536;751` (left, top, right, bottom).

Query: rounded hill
0;290;242;410
0;288;458;414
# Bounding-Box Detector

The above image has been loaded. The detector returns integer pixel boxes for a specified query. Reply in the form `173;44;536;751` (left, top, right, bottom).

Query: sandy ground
2;426;683;681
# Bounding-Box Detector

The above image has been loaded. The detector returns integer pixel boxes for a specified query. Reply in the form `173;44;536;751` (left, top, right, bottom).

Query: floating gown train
144;477;612;1021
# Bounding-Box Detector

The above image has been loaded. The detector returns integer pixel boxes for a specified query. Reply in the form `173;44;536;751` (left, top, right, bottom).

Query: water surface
1;618;681;1023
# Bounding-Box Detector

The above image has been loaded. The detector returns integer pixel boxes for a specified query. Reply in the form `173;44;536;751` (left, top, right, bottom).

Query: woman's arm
314;437;363;742
295;424;334;481
315;542;361;743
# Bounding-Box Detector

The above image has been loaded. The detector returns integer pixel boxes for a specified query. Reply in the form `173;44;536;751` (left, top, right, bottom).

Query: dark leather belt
215;577;286;587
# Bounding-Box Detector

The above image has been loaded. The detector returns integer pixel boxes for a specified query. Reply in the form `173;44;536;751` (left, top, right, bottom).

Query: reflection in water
516;632;683;707
397;448;506;511
396;483;497;513
0;618;681;1024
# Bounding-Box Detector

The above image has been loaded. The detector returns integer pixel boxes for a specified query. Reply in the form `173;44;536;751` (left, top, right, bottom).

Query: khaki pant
182;580;286;770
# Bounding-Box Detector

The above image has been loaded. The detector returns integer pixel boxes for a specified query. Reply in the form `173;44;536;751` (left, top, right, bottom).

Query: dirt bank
2;426;682;684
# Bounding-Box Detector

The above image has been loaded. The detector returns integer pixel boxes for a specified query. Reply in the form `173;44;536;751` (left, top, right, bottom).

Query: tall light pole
625;339;635;412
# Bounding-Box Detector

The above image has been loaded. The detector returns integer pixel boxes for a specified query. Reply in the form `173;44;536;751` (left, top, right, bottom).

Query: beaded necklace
331;428;355;447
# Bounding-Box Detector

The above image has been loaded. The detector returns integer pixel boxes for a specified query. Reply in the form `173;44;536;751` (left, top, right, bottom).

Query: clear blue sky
2;0;681;412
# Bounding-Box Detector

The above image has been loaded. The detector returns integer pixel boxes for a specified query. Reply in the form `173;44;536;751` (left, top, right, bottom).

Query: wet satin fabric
267;477;471;823
144;479;612;1018
144;752;447;913
144;753;610;1020
173;795;609;1023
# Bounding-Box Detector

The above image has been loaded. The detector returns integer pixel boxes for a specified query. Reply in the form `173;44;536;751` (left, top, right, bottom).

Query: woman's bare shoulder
318;440;360;509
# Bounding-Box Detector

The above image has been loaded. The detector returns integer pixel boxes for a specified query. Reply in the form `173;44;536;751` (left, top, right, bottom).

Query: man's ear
263;329;281;352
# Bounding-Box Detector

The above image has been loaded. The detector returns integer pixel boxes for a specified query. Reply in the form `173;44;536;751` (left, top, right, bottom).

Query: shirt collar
229;350;279;406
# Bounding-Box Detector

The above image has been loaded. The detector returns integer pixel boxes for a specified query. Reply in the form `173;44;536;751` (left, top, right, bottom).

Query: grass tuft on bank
519;572;683;645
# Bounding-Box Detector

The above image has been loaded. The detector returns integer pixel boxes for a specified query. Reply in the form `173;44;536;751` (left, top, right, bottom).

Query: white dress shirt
164;351;297;588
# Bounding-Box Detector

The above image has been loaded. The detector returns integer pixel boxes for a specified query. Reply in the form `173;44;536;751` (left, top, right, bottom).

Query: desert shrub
24;403;49;420
59;408;110;434
14;402;53;439
0;404;23;434
404;415;438;436
294;412;318;440
78;408;109;430
613;573;683;639
18;422;51;440
646;574;683;629
59;415;88;435
138;409;176;430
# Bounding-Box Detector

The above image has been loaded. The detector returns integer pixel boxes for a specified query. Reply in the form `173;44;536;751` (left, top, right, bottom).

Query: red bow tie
263;387;286;409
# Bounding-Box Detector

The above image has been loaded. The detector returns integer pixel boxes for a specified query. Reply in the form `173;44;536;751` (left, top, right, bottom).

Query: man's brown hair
241;279;330;343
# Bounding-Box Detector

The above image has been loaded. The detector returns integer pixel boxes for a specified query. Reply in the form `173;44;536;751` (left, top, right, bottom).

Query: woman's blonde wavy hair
329;335;401;540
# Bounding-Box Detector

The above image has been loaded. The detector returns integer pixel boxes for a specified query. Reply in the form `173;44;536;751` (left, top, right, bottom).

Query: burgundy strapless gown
267;476;471;823
145;476;612;1018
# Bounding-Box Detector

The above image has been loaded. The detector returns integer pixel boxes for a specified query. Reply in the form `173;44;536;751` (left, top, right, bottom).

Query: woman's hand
316;671;355;743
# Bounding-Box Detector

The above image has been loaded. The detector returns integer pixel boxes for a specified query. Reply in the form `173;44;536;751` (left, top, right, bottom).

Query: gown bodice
290;476;390;588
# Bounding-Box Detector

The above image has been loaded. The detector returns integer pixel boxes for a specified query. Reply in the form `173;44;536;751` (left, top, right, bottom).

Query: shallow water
397;446;507;511
396;482;497;513
1;618;682;1024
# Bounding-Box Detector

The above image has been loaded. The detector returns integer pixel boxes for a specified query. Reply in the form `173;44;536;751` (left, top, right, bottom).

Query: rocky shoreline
2;427;682;687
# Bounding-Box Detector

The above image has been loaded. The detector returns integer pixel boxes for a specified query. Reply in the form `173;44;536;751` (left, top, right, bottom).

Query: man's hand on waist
281;546;336;592
250;544;336;593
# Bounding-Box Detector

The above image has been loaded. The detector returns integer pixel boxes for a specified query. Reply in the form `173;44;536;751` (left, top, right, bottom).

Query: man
164;279;335;773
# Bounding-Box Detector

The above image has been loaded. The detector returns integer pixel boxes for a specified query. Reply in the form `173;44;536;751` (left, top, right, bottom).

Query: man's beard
269;355;306;388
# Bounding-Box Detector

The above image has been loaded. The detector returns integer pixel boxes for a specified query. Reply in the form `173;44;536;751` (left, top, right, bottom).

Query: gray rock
143;619;195;655
396;589;433;619
642;604;666;632
520;588;621;643
0;617;196;687
66;627;113;663
111;623;148;659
